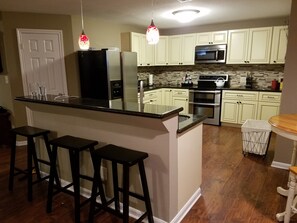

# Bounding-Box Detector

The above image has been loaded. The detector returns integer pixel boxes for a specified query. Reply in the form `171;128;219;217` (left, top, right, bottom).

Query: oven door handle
189;102;221;107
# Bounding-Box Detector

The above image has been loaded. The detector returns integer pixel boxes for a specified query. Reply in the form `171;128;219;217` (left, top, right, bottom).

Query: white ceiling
0;0;292;29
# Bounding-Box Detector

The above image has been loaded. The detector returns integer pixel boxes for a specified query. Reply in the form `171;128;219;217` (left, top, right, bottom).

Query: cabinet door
227;29;250;64
257;102;280;120
221;99;238;123
155;36;168;65
196;32;212;45
270;26;288;64
212;31;228;44
182;34;196;65
162;88;173;105
248;27;272;64
172;97;188;114
196;31;228;45
144;41;155;66
168;35;182;65
131;32;145;66
237;101;258;124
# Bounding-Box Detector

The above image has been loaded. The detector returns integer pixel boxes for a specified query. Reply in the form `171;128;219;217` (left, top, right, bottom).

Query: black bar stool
89;144;154;223
46;135;98;223
9;125;60;201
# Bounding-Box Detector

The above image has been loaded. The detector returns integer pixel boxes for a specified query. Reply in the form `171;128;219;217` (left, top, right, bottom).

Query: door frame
16;28;68;96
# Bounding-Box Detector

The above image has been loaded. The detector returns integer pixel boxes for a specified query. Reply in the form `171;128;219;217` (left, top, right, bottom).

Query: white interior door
17;29;68;96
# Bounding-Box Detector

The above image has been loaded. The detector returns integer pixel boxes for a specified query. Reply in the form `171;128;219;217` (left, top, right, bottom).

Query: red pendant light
78;0;90;50
146;19;159;45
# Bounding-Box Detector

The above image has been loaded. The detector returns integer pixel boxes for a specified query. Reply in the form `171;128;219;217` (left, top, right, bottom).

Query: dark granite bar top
15;95;183;119
16;95;206;133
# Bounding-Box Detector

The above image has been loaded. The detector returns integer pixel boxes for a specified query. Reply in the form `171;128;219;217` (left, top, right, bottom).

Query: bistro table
269;114;297;222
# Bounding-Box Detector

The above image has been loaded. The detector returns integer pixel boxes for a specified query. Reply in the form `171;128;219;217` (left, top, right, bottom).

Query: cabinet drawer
222;90;258;100
144;91;157;101
172;89;189;97
258;92;281;102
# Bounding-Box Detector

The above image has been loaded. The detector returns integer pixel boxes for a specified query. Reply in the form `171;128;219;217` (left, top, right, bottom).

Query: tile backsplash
138;64;284;88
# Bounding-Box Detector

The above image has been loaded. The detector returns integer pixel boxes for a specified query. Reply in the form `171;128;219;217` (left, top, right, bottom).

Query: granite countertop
15;95;206;133
142;84;282;92
15;95;183;119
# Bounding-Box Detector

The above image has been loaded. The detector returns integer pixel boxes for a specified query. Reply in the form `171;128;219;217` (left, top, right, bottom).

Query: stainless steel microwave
195;44;227;64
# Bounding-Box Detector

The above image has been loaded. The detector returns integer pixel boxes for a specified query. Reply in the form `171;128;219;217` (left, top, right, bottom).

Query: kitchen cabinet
257;92;281;120
141;89;162;105
270;26;288;64
196;31;228;45
227;27;272;64
154;36;168;66
162;88;189;114
221;90;259;124
172;89;189;114
121;32;155;66
168;34;196;65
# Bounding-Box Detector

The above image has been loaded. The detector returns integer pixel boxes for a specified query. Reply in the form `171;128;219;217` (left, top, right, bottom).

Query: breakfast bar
15;95;205;223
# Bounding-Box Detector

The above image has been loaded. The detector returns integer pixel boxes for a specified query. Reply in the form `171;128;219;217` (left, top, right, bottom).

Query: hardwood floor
0;125;295;222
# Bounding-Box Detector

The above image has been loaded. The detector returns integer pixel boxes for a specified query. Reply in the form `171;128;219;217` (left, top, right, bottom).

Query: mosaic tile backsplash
138;64;284;89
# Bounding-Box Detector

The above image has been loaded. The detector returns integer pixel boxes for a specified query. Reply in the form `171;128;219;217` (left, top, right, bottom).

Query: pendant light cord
80;0;85;32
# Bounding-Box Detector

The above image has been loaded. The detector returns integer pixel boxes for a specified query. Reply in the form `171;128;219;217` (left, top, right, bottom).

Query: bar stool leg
43;134;61;188
139;161;154;223
27;137;34;201
31;138;42;180
69;150;81;223
47;146;58;213
112;161;120;212
8;133;17;191
122;165;130;223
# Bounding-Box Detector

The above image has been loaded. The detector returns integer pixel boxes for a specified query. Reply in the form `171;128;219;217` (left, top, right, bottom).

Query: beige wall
273;1;297;164
1;12;76;127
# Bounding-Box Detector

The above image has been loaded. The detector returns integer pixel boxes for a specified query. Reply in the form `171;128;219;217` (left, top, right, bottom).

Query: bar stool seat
46;135;98;223
9;125;59;201
89;144;154;223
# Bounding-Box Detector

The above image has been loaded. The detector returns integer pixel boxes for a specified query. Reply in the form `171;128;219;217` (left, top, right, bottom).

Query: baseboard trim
42;173;201;223
169;188;202;223
16;140;27;146
271;161;290;170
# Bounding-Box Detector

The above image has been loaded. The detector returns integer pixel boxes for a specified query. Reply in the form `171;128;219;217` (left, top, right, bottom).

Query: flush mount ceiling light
172;9;200;23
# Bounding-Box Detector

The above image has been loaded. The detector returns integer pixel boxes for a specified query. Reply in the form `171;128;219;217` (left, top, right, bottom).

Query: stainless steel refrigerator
77;50;138;102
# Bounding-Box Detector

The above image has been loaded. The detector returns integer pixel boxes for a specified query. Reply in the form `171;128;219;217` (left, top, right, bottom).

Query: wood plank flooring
0;125;295;222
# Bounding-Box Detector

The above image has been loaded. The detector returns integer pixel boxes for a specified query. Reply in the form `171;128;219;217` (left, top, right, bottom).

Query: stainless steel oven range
189;74;229;126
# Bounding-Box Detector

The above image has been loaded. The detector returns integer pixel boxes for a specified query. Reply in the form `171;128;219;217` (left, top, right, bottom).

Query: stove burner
197;74;229;89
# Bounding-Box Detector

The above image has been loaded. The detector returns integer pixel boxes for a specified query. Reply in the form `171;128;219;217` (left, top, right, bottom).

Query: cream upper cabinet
257;92;281;120
221;90;259;124
227;27;273;64
270;26;288;64
168;34;196;65
125;32;155;66
155;36;168;66
196;31;228;45
168;35;182;65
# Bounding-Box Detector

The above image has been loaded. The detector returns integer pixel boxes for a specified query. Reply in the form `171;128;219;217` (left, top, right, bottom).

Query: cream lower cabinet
257;92;281;120
142;89;162;105
221;91;259;124
162;88;189;114
172;89;189;114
